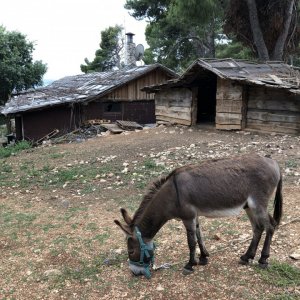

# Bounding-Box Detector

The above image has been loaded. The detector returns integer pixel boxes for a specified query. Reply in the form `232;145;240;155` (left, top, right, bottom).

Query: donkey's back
172;154;281;219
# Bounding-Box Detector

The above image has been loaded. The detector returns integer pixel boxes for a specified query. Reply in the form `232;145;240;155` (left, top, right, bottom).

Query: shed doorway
196;75;217;123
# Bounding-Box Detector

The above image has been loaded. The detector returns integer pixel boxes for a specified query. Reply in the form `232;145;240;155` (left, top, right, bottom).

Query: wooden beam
216;124;242;130
156;115;191;126
247;110;300;124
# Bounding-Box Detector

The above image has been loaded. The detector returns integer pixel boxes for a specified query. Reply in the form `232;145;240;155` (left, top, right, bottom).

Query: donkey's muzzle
129;262;151;278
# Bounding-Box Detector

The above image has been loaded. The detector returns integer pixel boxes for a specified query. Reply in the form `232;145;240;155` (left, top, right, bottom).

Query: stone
44;269;62;277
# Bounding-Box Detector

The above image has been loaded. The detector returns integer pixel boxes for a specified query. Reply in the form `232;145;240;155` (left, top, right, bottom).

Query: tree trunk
246;0;269;61
271;0;295;61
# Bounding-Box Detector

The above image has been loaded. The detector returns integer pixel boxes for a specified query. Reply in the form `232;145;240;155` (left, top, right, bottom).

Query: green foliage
125;0;171;21
216;39;254;60
125;0;226;71
0;26;47;105
81;25;123;73
143;159;157;169
126;0;300;67
0;140;32;159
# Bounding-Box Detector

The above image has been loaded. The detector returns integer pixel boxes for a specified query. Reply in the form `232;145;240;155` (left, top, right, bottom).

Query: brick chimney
125;32;136;66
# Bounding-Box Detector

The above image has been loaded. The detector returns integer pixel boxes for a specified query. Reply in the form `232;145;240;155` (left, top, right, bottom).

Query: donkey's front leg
182;219;198;275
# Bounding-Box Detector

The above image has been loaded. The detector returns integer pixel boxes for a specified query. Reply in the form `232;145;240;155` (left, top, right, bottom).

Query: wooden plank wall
105;69;172;101
155;88;193;125
246;86;300;134
215;78;243;130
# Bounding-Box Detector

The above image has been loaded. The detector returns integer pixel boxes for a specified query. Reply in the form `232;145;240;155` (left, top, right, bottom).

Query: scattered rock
289;253;300;260
61;199;70;208
43;269;62;277
114;248;123;255
213;234;221;241
156;284;164;291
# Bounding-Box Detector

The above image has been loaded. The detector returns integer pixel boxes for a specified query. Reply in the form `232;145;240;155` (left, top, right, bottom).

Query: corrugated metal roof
143;58;300;94
1;64;176;115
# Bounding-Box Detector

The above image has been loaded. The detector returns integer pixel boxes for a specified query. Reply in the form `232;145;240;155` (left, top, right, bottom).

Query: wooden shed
1;64;177;141
143;59;300;134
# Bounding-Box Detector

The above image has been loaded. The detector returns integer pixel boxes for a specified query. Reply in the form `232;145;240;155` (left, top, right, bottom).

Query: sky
0;0;148;81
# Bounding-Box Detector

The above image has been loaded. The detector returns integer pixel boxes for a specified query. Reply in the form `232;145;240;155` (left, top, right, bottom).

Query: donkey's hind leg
240;207;264;265
258;214;276;268
196;217;210;265
182;218;198;274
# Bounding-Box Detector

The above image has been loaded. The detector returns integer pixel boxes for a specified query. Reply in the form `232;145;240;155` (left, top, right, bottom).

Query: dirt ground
0;125;300;300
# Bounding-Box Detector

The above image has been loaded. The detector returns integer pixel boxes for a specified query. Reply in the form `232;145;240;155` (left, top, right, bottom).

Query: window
103;102;121;113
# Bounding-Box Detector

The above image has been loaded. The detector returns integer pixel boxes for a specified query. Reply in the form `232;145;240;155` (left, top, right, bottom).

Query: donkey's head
114;208;155;279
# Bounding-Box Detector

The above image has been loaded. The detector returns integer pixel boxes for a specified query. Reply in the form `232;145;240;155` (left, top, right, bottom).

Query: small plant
285;159;298;169
143;159;157;169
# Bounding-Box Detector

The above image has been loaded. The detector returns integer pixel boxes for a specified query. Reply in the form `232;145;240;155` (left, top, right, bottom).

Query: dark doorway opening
15;116;23;141
197;74;217;123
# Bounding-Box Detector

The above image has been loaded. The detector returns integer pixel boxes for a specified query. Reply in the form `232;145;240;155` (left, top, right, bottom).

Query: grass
0;158;119;190
285;159;298;169
42;257;104;288
270;294;299;300
255;261;300;287
0;140;32;159
0;207;38;230
48;152;66;159
1;153;167;193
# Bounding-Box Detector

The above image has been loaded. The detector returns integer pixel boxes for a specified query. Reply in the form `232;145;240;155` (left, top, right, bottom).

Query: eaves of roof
1;64;177;115
142;58;300;95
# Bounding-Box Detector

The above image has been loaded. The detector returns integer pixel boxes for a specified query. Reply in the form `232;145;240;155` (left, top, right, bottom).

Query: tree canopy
0;26;47;105
80;25;124;73
126;0;224;71
125;0;300;70
224;0;300;61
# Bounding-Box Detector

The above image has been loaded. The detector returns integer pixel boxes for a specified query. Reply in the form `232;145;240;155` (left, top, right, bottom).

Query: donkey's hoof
239;258;249;265
199;257;209;265
182;268;194;275
239;254;254;265
258;262;268;269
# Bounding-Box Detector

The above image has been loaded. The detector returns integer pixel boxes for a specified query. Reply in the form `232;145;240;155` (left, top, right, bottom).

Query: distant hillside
43;79;55;86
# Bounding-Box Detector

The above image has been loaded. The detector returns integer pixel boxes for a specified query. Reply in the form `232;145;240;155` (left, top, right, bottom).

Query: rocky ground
0;124;299;299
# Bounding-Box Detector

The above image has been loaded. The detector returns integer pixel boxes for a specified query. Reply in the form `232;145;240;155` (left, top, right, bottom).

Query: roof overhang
142;58;300;95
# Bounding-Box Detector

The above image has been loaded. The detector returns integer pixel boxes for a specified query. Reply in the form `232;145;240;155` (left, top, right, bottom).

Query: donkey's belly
198;204;245;218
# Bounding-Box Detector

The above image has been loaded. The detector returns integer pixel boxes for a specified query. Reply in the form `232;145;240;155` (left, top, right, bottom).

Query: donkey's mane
132;174;171;224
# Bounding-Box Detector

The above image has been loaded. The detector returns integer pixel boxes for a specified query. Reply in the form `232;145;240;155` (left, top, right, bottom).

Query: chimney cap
125;32;135;36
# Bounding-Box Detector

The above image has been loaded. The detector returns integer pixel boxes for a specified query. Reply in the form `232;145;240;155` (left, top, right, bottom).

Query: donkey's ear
120;208;132;225
114;220;133;236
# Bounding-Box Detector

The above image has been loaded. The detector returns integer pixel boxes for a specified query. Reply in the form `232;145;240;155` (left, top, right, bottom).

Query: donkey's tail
273;172;283;227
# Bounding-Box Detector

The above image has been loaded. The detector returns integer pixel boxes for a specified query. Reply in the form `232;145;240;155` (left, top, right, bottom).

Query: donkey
115;154;283;278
